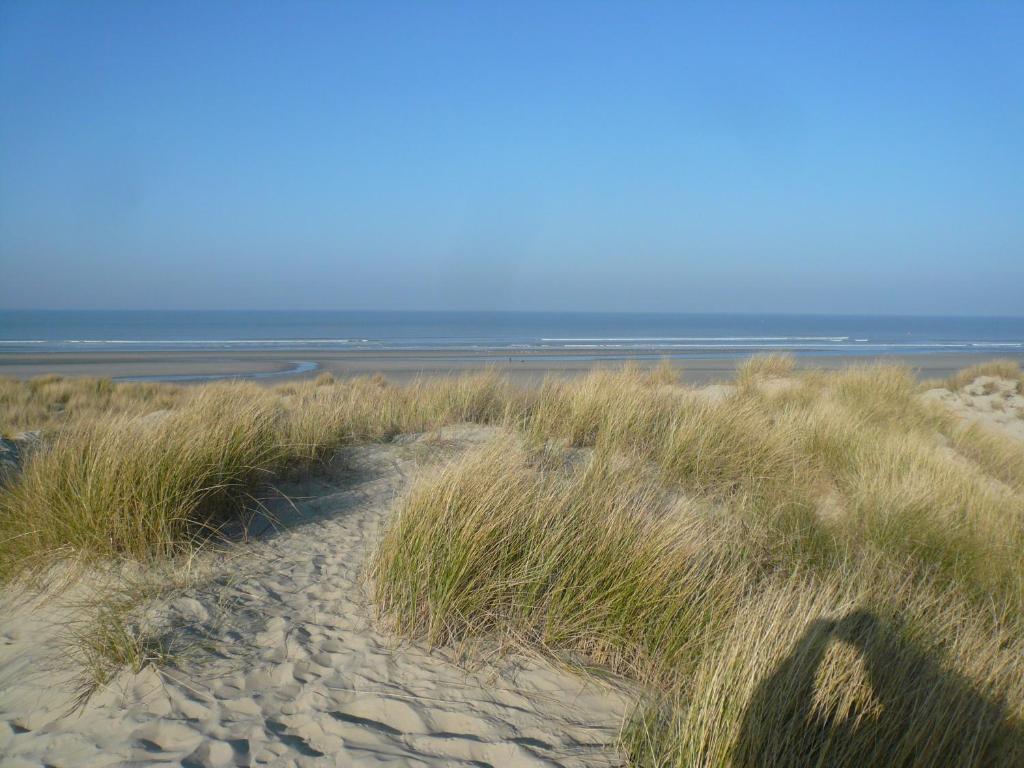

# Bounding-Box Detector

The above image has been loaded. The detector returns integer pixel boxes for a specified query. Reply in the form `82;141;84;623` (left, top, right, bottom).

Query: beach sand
2;373;1022;766
923;374;1024;440
0;425;630;767
2;349;1022;385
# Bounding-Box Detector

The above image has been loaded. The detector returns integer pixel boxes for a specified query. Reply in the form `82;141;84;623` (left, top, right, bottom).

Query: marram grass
2;358;1024;764
372;437;1024;766
370;358;1024;767
370;442;750;685
0;384;284;577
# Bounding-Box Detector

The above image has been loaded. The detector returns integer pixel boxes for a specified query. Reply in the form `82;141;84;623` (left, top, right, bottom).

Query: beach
2;357;1024;765
3;310;1023;385
3;348;1024;385
0;426;631;766
3;1;1022;762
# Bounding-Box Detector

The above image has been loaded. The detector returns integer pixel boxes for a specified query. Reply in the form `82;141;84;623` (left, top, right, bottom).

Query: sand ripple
0;428;629;766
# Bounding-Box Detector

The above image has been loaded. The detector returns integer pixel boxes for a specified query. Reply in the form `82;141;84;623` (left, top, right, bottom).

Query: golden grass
371;442;749;685
944;359;1024;392
625;571;1024;767
369;358;1024;766
0;385;285;579
0;375;185;435
0;371;526;581
736;351;795;388
373;433;1024;765
2;356;1024;762
950;422;1024;493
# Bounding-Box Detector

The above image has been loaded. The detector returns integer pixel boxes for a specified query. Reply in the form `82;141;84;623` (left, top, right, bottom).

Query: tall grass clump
371;359;1024;766
949;421;1024;493
0;375;184;435
0;385;284;578
525;368;683;447
524;367;828;564
735;352;795;389
624;570;1024;768
372;441;750;684
945;359;1024;392
374;437;1024;765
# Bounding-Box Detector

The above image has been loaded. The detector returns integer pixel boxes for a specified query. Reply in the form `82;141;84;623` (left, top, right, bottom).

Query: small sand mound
922;376;1024;441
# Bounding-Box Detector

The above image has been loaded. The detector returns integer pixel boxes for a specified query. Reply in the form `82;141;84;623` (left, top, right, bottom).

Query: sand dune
0;427;629;766
923;375;1024;441
2;367;1022;766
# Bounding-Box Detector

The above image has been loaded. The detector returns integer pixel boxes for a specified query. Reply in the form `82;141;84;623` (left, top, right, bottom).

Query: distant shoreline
3;348;1023;385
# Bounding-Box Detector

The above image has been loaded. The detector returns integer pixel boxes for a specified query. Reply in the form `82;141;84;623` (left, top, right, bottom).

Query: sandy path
0;428;629;767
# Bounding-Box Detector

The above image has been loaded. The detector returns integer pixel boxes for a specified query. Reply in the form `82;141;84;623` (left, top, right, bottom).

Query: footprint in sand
0;428;630;767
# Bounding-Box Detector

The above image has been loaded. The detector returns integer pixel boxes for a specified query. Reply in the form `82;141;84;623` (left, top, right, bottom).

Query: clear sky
1;1;1021;315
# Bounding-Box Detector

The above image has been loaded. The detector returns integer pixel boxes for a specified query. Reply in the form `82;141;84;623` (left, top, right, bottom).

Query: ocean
1;311;1023;360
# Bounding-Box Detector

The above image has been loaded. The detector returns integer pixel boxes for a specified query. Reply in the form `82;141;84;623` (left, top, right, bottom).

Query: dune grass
944;358;1024;392
371;442;749;685
0;385;285;579
373;433;1024;765
735;351;795;388
624;571;1024;767
2;359;1024;762
0;375;185;435
370;359;1024;766
69;595;176;708
0;371;525;581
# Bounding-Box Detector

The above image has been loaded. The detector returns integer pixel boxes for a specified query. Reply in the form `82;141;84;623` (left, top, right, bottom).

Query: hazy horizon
3;308;1024;320
2;1;1022;315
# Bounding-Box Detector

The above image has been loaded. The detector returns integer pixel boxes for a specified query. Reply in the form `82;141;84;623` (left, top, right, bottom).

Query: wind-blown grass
371;442;749;685
0;384;284;578
944;359;1024;392
370;359;1024;766
2;358;1024;763
624;571;1024;767
373;435;1024;766
0;375;185;435
735;351;795;388
0;371;526;580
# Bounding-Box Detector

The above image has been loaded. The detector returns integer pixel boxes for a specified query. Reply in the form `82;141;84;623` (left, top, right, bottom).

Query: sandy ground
2;376;1021;766
0;427;630;767
922;375;1024;441
2;349;1022;385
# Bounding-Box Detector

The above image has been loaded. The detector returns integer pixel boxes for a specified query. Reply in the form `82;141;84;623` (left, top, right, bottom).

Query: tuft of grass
644;358;682;387
0;385;284;577
948;422;1024;493
69;598;175;709
372;441;749;685
736;352;795;388
945;359;1024;392
369;362;1024;767
623;571;1024;768
0;375;184;435
374;435;1024;766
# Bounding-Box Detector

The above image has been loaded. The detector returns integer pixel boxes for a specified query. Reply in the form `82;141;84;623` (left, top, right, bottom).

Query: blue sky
1;1;1022;314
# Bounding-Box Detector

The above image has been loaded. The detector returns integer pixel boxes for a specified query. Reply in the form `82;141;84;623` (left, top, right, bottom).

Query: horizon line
2;308;1024;321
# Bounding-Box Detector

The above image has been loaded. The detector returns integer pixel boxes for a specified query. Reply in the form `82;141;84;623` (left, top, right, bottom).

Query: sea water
1;310;1022;359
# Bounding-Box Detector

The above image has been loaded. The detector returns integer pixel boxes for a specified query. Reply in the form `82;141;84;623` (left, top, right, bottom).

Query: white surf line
541;336;851;342
55;339;353;346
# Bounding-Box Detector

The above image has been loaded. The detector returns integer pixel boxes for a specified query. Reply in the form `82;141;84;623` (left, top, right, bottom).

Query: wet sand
2;349;1023;385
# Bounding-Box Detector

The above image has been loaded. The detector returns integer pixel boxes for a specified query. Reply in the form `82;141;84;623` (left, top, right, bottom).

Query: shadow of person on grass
733;609;1023;768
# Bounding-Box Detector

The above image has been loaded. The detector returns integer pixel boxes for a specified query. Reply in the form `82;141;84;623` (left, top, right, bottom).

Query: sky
0;1;1022;315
